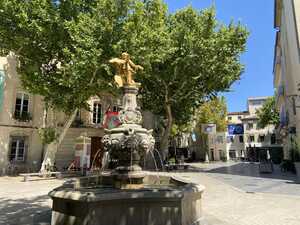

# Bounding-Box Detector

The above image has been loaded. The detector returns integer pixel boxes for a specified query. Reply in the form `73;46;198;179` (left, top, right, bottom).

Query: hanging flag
228;124;244;135
103;109;121;129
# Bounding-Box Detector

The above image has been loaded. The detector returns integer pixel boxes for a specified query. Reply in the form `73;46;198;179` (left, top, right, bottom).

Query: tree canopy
195;96;228;132
0;0;249;156
135;6;249;153
0;0;167;113
257;96;280;128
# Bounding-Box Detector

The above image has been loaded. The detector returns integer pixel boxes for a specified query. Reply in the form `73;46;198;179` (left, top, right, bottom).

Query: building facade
208;97;282;162
274;0;300;160
0;54;121;175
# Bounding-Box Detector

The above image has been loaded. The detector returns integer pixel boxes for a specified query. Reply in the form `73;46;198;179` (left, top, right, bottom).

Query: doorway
90;136;104;169
210;149;214;161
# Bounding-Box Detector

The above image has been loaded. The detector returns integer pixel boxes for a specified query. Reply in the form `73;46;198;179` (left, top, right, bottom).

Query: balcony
13;111;32;122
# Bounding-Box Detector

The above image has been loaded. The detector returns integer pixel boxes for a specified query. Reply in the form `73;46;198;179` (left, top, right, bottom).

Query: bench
19;172;62;182
165;164;189;171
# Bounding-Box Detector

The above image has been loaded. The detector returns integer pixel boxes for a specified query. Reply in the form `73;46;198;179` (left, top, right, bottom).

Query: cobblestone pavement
1;164;300;225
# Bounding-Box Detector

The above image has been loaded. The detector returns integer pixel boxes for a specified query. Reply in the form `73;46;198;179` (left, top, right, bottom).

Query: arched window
14;92;31;121
92;102;102;124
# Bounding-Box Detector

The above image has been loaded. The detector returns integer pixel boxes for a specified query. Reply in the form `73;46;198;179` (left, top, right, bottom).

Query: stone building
0;54;121;174
274;0;300;159
208;97;282;162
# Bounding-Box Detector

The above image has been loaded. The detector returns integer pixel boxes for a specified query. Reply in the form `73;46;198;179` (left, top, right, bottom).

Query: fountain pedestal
101;85;155;189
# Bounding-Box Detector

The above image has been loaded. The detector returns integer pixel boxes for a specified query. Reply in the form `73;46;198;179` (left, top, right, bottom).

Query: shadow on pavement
0;195;52;225
191;162;297;181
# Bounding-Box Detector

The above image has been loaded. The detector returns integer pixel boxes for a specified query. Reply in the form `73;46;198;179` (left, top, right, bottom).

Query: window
240;150;244;157
14;93;30;120
219;150;224;159
239;135;244;143
249;135;255;142
92;102;102;124
251;100;264;105
216;136;223;144
238;116;242;120
247;123;253;130
73;110;84;127
229;150;236;159
112;105;120;112
227;136;234;143
228;116;232;120
75;110;81;121
9;136;26;162
258;135;265;142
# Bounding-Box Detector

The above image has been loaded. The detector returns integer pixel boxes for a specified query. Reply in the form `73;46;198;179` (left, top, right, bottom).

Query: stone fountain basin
49;174;205;225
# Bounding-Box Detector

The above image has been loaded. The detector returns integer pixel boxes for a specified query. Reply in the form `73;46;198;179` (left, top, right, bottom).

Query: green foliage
38;127;58;144
0;0;160;113
138;6;249;128
257;96;280;128
0;1;248;147
170;122;194;137
290;136;300;162
195;96;228;132
168;157;176;164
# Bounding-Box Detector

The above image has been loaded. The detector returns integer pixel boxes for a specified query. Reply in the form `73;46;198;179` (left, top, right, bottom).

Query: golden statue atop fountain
109;52;143;88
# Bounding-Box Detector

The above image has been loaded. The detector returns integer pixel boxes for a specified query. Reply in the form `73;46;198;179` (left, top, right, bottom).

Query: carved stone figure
109;52;143;87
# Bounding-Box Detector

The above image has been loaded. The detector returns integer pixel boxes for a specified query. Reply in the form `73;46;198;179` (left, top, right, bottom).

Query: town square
0;0;300;225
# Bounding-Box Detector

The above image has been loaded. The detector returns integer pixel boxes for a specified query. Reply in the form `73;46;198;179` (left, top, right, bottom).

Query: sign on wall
228;124;244;135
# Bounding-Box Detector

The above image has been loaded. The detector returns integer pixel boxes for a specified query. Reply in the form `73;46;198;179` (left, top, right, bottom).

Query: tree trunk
160;103;173;161
40;105;48;167
39;68;98;172
40;108;78;172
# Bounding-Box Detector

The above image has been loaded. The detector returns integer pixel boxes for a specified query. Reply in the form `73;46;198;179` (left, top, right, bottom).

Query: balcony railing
13;111;32;122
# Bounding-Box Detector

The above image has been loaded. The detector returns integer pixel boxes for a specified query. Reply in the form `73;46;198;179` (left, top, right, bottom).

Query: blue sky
164;0;276;112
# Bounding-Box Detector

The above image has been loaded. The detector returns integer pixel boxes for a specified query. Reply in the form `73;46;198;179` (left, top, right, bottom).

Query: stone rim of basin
49;175;205;201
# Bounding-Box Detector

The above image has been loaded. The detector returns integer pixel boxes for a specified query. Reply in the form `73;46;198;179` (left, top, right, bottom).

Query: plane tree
0;0;167;170
0;0;248;165
137;7;249;158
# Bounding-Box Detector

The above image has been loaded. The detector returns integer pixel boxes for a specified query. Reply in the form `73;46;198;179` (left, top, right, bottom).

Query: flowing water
153;149;165;170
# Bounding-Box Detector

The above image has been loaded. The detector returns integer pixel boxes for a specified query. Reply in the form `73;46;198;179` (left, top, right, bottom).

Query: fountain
49;53;205;225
